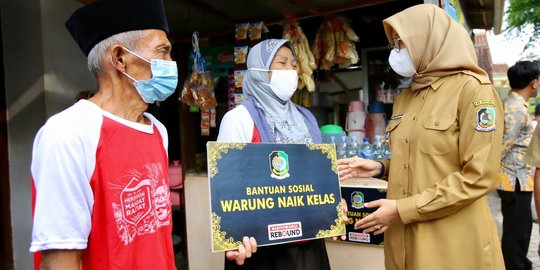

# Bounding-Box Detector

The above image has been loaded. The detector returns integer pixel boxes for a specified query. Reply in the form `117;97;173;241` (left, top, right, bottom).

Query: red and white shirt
30;100;175;269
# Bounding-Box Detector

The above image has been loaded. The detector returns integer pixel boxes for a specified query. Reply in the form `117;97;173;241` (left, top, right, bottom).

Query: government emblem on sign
351;191;365;209
269;151;290;179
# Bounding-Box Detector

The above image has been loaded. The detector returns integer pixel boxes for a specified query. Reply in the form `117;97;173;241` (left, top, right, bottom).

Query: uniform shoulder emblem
475;107;496;132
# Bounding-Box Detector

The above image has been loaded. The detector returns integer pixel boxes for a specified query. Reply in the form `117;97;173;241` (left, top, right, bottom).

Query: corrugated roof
75;0;505;41
462;0;504;34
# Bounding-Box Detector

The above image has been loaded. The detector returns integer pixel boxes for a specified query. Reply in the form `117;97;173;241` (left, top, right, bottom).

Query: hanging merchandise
230;21;268;111
235;23;250;41
290;88;312;108
201;108;210;136
201;107;217;136
282;16;317;92
311;15;360;70
210;107;216;128
227;71;236;110
180;32;218;108
234;46;249;65
233;70;246;106
249;21;267;41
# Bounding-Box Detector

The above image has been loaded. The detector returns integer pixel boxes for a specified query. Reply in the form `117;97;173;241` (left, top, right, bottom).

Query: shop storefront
164;0;503;173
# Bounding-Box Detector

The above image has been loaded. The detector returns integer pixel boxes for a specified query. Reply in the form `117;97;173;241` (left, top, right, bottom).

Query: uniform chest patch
476;107;496;132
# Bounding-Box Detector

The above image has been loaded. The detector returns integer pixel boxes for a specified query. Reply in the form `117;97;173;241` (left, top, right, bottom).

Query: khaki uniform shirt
382;73;505;270
497;91;534;191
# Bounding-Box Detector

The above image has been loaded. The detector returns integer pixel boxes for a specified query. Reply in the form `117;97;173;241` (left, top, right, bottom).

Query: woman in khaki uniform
337;4;505;270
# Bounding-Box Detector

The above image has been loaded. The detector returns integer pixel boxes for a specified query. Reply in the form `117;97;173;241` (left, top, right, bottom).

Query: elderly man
29;0;255;268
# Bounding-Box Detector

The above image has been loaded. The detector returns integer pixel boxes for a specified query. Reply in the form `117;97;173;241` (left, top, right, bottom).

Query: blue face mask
120;48;178;104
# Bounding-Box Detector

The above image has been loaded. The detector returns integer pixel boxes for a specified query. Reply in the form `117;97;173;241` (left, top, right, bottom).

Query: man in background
497;60;540;270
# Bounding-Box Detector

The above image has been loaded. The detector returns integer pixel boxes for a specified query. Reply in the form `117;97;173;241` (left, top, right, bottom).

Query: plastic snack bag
180;32;217;108
234;46;248;64
249;21;269;41
195;71;217;108
234;70;246;88
282;17;317;92
180;78;196;106
311;15;360;70
235;23;249;40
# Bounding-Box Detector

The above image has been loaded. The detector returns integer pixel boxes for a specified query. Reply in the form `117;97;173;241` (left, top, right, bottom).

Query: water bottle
347;136;359;158
336;135;348;159
381;137;392;160
372;135;384;160
359;137;373;159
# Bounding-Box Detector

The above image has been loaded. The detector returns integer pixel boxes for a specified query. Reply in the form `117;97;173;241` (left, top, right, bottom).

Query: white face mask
388;48;417;77
249;68;298;102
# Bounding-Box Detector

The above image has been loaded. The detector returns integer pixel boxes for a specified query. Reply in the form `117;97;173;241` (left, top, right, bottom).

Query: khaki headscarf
383;4;490;91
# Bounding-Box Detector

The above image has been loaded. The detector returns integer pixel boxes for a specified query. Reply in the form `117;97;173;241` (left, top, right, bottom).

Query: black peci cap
65;0;169;56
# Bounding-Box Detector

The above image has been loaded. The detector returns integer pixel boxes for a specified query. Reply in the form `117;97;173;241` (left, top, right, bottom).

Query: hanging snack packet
248;21;262;40
180;79;196;106
234;70;246;88
234;46;248;64
180;32;217;108
197;71;217;108
235;23;249;40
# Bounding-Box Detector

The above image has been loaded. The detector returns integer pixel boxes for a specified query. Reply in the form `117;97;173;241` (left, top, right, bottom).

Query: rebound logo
268;222;302;241
269;151;290;180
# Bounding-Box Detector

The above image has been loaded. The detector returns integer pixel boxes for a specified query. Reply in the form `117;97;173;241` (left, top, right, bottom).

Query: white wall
40;0;96;115
2;0;94;268
2;0;45;268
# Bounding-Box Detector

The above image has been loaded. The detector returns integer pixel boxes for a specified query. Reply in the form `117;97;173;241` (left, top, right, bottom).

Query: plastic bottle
347;136;358;158
329;136;336;145
382;137;392;160
336;135;348;159
320;124;345;144
372;135;384;160
359;137;373;159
